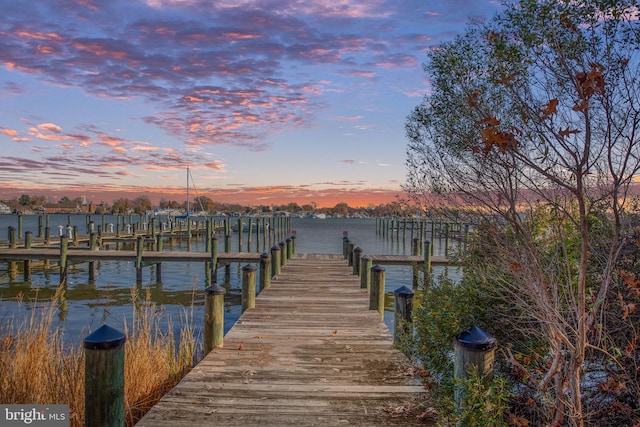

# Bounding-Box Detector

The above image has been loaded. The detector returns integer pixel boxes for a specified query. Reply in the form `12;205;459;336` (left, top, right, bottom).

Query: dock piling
259;252;271;291
204;284;226;353
83;325;126;427
353;246;362;276
271;245;281;277
393;286;414;345
241;264;257;312
369;265;385;318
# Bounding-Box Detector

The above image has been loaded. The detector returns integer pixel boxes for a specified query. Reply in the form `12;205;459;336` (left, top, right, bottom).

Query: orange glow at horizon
0;183;401;208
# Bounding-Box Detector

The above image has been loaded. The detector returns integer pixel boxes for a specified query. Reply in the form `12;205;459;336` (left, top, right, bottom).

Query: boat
176;167;208;219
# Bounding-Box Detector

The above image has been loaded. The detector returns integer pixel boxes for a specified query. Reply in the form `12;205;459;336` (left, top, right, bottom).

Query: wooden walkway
137;254;431;426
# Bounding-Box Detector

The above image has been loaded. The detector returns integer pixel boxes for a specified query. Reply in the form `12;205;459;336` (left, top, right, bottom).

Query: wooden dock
368;254;448;266
0;247;261;263
137;254;431;426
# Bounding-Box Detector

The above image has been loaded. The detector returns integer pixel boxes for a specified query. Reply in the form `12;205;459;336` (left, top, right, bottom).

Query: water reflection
0;216;461;343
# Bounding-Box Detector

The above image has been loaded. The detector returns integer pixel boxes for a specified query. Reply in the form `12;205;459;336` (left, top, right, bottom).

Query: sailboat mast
186;167;190;214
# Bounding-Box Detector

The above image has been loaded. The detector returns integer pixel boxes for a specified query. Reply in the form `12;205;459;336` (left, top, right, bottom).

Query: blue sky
0;0;502;207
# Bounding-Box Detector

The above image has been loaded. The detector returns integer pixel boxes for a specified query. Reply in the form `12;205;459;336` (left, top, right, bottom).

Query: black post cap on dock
83;324;126;350
455;325;496;351
394;285;414;299
205;283;226;295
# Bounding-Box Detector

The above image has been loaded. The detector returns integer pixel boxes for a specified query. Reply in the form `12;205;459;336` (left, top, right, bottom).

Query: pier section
137;254;430;426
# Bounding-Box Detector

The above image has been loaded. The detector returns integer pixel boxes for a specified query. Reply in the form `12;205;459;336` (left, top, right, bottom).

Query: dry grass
0;285;199;427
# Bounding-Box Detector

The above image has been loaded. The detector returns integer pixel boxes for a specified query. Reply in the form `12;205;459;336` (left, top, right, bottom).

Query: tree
405;1;640;425
132;196;152;214
18;195;31;206
111;198;132;214
59;196;72;206
331;202;350;217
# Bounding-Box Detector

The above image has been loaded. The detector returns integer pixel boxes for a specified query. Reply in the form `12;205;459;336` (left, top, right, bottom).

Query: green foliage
412;272;494;414
456;368;509;427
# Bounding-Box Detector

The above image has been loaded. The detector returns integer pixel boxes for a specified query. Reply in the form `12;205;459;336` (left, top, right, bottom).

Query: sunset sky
0;0;501;207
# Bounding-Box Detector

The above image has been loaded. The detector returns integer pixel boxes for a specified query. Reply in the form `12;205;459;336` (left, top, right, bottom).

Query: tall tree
405;1;640;425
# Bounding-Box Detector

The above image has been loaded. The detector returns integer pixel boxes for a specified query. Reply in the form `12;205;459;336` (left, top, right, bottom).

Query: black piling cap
394;286;414;298
205;284;226;295
83;324;126;350
243;263;257;272
455;326;496;351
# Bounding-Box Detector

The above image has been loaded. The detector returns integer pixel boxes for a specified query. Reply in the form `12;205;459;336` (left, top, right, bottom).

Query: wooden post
136;235;143;284
394;286;414;344
260;252;271;291
73;225;79;246
205;220;212;253
454;326;497;408
60;236;68;286
286;237;292;260
342;237;350;259
348;242;355;266
237;218;243;251
211;235;218;284
254;218;260;252
423;240;431;273
464;223;469;251
290;235;296;255
369;265;385;318
403;218;407;241
204;284;226;353
24;231;32;281
412;238;419;256
38;215;44;238
8;226;16;248
224;218;231;239
156;232;164;251
83;325;126;427
89;232;97;281
148;217;155;239
444;222;450;257
242;264;257;312
360;256;372;290
271;245;281;277
278;241;286;266
353;246;362;276
8;227;17;280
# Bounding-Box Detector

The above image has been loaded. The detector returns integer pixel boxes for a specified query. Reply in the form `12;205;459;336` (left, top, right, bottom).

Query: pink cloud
38;123;63;133
1;127;20;137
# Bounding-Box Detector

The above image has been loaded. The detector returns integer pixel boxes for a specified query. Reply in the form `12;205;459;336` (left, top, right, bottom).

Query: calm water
0;215;459;345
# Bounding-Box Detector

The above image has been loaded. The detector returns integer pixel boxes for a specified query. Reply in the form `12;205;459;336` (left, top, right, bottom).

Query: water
0;214;459;346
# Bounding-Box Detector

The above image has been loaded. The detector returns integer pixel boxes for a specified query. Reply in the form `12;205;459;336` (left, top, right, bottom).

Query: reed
0;285;199;427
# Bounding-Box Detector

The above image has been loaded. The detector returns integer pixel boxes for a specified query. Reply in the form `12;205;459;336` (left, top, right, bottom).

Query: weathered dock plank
136;254;430;426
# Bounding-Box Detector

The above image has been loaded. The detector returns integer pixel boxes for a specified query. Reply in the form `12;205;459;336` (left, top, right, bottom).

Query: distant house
0;202;12;214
